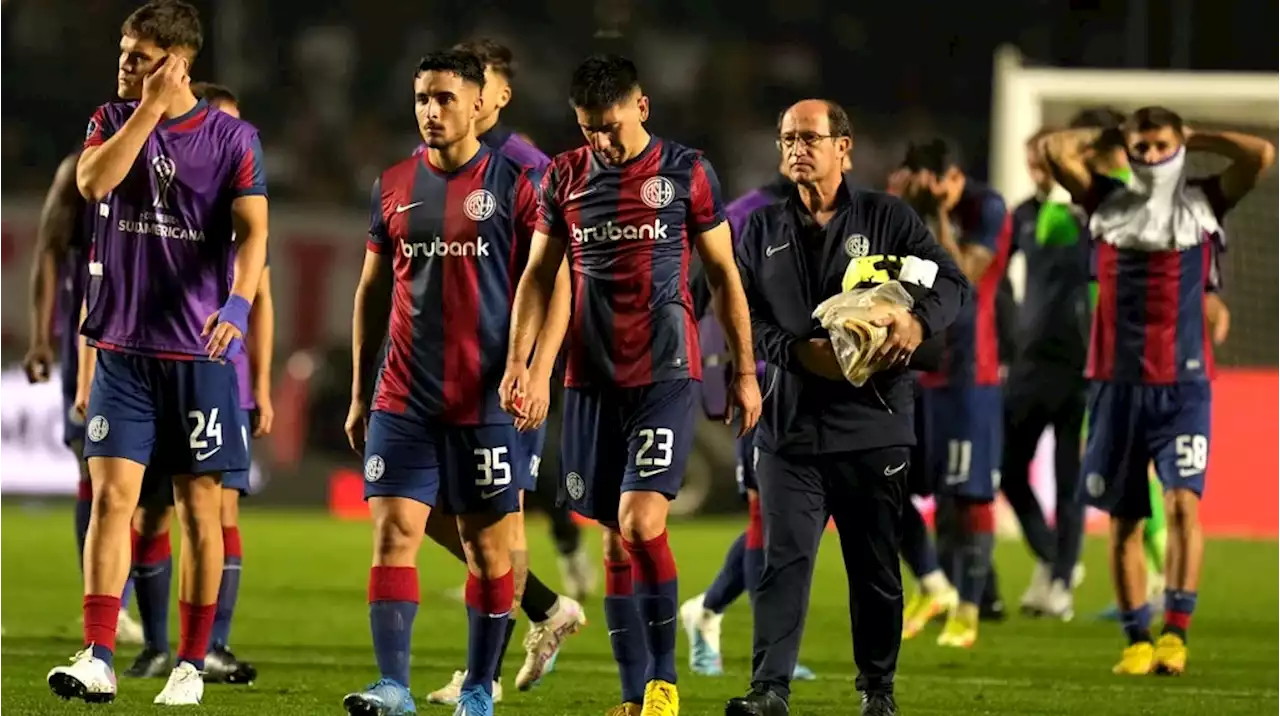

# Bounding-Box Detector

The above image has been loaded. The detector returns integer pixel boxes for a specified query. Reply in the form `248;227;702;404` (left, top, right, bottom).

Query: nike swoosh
568;188;596;201
766;243;790;257
637;468;668;478
195;447;222;461
394;202;423;214
607;628;628;636
884;462;907;476
481;487;510;499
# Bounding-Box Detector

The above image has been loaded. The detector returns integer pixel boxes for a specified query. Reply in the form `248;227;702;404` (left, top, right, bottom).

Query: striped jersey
367;145;540;424
1082;173;1229;384
921;181;1012;387
80;99;267;359
537;136;726;388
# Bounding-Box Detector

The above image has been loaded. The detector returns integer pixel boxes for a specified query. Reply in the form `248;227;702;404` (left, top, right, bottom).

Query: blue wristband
219;294;252;336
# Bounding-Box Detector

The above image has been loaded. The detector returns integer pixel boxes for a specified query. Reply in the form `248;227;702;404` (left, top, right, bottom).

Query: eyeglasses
777;132;835;150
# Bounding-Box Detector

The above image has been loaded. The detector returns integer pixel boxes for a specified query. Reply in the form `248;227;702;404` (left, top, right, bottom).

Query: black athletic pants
750;445;908;702
1001;361;1087;584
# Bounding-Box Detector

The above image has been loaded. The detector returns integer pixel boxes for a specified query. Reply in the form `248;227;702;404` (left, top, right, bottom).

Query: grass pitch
2;505;1276;715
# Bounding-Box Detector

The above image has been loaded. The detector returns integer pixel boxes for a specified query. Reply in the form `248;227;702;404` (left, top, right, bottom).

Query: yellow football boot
902;586;958;639
640;680;678;716
1153;633;1188;675
1112;641;1155;675
936;603;978;648
605;703;643;716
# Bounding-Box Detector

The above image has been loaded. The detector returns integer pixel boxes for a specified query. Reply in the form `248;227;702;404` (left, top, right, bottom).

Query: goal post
990;44;1279;205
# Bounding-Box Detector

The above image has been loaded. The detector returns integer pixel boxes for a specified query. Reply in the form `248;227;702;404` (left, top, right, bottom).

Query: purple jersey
726;176;790;242
368;145;540;425
537;137;726;389
80;99;267;358
231;247;270;410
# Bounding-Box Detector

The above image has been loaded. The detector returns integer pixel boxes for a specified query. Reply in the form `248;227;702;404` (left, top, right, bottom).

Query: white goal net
991;45;1279;368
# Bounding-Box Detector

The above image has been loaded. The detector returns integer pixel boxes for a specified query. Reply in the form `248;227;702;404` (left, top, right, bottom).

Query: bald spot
782;99;832;133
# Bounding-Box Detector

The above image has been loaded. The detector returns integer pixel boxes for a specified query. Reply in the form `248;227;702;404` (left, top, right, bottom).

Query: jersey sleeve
83;105;117;149
689;156;727;234
961;192;1007;251
534;164;567;237
228;130;268;198
367;177;389;253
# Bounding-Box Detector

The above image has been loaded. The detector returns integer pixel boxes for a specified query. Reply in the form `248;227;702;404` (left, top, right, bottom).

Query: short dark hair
191;82;237;106
1069;107;1126;130
121;0;203;56
775;100;854;139
416;50;486;88
569;54;640;110
1126;106;1185;136
453;38;515;80
903;138;960;174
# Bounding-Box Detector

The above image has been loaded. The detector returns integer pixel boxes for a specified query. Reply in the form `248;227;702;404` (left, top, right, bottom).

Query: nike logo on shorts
195;447;222;461
481;486;510;499
637;468;668;478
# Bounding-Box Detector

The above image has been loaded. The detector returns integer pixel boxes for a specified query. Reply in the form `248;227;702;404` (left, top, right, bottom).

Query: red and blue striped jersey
921;182;1012;388
367;145;540;424
1083;174;1230;384
537;137;725;388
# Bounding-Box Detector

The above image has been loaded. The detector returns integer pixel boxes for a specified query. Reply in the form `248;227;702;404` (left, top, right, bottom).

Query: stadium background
2;0;1275;536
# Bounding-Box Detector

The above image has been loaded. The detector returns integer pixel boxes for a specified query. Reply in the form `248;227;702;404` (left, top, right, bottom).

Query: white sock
922;569;951;596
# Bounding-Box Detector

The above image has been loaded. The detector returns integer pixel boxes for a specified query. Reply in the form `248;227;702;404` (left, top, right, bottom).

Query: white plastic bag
811;281;915;387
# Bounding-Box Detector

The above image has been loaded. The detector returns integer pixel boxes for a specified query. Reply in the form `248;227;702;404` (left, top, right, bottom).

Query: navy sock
703;533;746;613
210;527;243;649
462;571;515;694
956;502;995;606
900;499;941;579
603;560;647;704
369;566;419;688
493;617;517;680
131;530;172;653
624;533;679;685
1121;603;1153;645
74;482;92;573
120;578;135;610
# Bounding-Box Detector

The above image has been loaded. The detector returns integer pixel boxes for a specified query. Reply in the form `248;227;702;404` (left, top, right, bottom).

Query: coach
724;100;968;716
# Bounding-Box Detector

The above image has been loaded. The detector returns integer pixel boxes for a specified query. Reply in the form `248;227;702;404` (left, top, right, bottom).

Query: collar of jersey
158;98;209;132
480;123;512;151
421;142;489;176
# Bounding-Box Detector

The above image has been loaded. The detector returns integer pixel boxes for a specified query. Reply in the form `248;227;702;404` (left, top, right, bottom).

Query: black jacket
736;182;969;456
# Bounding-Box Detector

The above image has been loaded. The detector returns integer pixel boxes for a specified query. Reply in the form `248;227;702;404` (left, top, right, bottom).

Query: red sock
604;559;633;596
222;526;243;560
622;531;679;586
746;496;765;550
177;602;217;667
83;594;121;652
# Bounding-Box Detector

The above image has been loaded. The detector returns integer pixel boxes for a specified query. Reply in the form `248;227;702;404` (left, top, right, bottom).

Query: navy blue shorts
137;408;254;508
83;351;249;477
922;384;1003;501
362;411;528;515
735;430;758;496
63;390;86;448
519;425;548;491
560;379;697;522
1081;381;1211;519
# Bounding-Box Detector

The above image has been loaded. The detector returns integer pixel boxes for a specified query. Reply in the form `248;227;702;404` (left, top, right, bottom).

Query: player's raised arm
691;157;761;434
77;56;189;201
24;153;81;383
248;265;275;436
1038;127;1105;205
888;196;970;343
1186;128;1276;209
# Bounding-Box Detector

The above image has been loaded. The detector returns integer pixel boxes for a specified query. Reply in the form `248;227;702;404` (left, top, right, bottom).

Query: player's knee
90;476;141;522
458;515;514;577
173;475;223;521
219;488;240;527
1167;488;1201;528
617;493;668;543
601;526;629;562
373;511;426;563
958;498;996;534
1109;516;1144;547
133;505;173;537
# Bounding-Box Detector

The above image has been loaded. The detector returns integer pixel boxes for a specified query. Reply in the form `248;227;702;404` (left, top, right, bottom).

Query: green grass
3;505;1277;715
